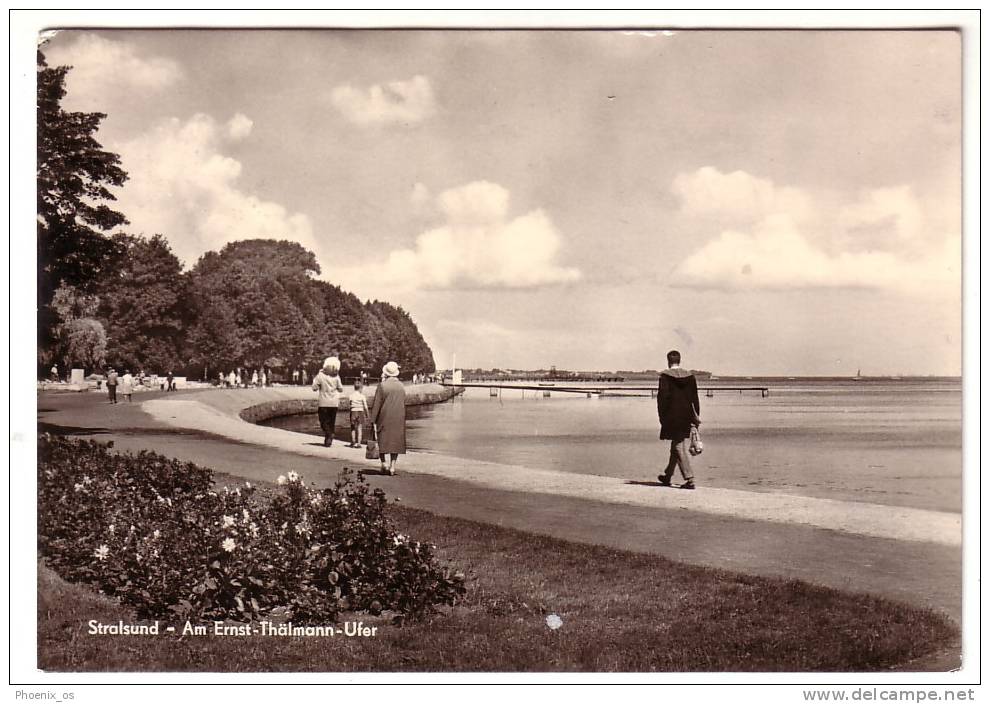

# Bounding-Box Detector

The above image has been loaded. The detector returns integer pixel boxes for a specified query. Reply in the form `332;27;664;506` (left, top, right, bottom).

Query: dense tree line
37;50;435;380
46;236;437;381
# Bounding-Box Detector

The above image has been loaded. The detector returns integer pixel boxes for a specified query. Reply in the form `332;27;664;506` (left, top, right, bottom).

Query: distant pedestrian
50;364;59;382
121;370;134;402
261;369;268;387
167;371;175;391
370;361;406;476
292;369;299;385
227;371;236;388
251;370;259;387
347;380;370;448
106;368;118;404
360;370;368;387
656;350;700;490
312;356;344;447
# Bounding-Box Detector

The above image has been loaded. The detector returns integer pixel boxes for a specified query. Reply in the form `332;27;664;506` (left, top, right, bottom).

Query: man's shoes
680;481;696;490
657;476;672;487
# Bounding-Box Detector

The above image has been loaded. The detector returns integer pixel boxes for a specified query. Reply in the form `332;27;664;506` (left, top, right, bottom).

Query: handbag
365;425;380;460
688;426;704;456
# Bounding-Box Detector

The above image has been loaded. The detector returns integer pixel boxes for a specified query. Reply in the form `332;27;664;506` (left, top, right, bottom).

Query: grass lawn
38;473;958;673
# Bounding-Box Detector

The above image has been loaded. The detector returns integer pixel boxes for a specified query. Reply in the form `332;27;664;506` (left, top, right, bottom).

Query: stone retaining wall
239;385;463;424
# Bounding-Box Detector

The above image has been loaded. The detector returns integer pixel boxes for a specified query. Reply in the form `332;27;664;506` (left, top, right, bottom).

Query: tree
186;240;320;374
40;284;107;374
96;234;190;373
62;318;107;372
37;49;128;361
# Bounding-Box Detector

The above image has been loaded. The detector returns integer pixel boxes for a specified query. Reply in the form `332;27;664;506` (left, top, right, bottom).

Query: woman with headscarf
312;356;344;447
369;361;406;475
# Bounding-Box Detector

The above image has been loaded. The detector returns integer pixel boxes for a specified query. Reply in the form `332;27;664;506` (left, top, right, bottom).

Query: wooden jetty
443;382;771;398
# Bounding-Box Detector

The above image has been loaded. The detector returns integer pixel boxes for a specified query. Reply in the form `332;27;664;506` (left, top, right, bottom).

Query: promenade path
37;387;963;632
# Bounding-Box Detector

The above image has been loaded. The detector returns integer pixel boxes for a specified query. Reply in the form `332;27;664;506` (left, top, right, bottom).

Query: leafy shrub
38;434;465;623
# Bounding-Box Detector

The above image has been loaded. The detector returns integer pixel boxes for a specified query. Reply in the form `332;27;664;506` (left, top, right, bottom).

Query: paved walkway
142;391;960;547
37;388;963;629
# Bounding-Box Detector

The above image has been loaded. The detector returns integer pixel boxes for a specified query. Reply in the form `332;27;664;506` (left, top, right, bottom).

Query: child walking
348;380;369;448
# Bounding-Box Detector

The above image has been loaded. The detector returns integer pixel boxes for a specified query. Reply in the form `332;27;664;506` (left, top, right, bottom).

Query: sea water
260;379;961;513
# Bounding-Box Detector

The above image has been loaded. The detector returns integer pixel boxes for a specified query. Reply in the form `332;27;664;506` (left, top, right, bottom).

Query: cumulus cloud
330;75;436;126
670;167;959;296
110;113;320;267
837;185;924;252
671;166;812;223
225;113;254;141
367;181;580;290
45;33;183;108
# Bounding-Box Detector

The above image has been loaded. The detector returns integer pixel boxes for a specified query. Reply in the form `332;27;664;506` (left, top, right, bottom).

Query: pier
443;382;771;398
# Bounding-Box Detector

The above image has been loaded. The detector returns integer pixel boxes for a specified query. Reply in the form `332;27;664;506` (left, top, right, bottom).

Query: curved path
142;388;960;547
37;387;963;636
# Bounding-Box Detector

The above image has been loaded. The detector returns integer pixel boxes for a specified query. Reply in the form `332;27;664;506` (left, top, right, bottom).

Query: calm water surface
261;380;962;513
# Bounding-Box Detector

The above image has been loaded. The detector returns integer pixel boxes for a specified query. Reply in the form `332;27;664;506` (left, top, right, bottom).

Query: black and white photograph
11;8;980;694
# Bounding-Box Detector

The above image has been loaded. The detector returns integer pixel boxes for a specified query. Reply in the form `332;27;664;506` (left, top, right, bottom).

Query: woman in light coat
312;356;344;447
120;369;134;402
370;361;406;475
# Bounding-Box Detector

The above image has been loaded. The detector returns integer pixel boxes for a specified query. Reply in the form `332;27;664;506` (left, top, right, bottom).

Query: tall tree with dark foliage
37;49;128;364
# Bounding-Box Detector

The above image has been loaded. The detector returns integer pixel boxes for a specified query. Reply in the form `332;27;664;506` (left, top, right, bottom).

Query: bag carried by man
689;426;704;456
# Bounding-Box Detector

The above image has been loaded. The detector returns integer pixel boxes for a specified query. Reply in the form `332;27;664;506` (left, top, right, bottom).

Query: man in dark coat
106;367;118;404
657;350;700;489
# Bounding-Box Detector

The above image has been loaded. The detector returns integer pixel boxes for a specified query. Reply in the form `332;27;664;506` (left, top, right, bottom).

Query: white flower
309;495;322;507
108;524;115;535
339;497;348;506
392;534;407;546
242;509;251;522
166;497;172;507
94;545;109;561
295;522;310;535
82;475;92;485
153;530;161;539
287;471;299;482
222;538;236;552
129;525;136;533
73;483;84;492
222;515;236;528
245;482;252;489
249;522;260;537
233;488;241;497
135;552;142;562
276;475;287;485
546;614;563;630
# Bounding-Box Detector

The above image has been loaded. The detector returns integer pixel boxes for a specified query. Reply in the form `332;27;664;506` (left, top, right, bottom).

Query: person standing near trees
120;369;134;402
313;356;344;447
106;367;118;403
370;361;406;476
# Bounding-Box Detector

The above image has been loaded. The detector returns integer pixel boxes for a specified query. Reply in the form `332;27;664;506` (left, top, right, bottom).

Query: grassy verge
39;476;957;672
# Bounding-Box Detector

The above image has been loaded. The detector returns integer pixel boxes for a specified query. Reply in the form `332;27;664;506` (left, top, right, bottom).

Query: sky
41;28;962;375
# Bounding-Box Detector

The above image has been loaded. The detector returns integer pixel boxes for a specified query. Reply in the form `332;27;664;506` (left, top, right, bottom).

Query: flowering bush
38;435;465;623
